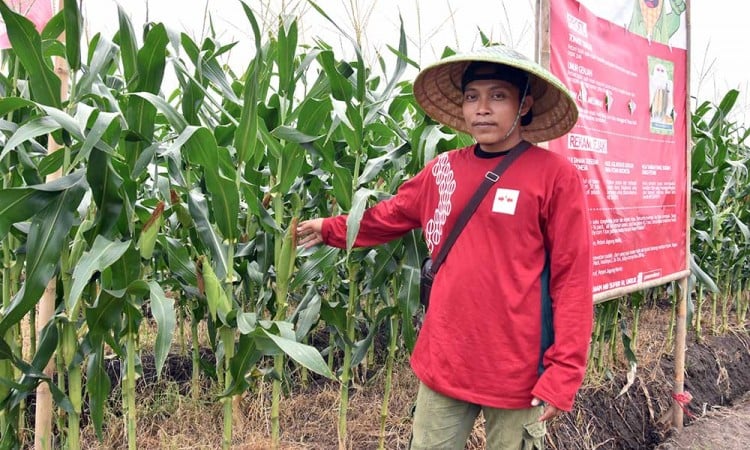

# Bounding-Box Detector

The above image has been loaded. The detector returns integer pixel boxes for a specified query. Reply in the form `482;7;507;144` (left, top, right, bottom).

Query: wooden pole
672;277;688;429
673;0;692;432
535;0;550;68
34;0;68;448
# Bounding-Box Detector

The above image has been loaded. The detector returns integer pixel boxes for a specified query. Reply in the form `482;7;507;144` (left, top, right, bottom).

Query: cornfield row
0;1;747;449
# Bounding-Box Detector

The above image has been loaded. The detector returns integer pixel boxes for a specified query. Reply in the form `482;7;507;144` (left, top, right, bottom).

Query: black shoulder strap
430;141;531;273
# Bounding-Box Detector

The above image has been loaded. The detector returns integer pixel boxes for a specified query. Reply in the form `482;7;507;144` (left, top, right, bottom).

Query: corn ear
61;322;77;367
275;217;298;288
138;201;164;259
170;189;193;228
198;255;231;322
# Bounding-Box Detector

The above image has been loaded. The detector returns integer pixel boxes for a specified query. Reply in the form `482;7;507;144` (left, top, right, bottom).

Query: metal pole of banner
673;0;692;432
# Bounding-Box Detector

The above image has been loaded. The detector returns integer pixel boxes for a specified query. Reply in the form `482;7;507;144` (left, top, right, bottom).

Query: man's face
461;79;533;152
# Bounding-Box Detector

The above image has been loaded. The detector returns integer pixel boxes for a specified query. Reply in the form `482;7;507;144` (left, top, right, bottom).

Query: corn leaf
86;349;112;440
277;18;297;97
188;190;229;279
330;163;353;211
67;236;131;313
224;334;261;396
183;127;239;241
131;91;188;133
359;142;411;185
76;36;119;101
3;322;73;413
346;188;378;251
709;89;739;129
398;265;420;351
291;288;321;341
39;104;86;141
276;142;305;194
86;146;125;239
0;97;36;117
368;243;399;288
85;291;125;341
260;327;333;379
123;24;168;172
98;244;140;305
63;0;82;70
308;0;364;101
351;306;397;367
162;236;198;286
116;4;139;88
317;51;352;101
294;96;332;136
78;110;120;163
0;117;60;160
235;2;264;166
41;10;64;40
0;187;57;240
290;246;340;291
380;15;408;102
237;312;258;335
147;281;176;379
0;173;86;337
271;125;321;144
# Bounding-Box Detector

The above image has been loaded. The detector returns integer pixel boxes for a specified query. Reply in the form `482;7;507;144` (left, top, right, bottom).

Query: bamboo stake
34;5;70;450
35;2;69;447
673;0;692;432
672;277;688;429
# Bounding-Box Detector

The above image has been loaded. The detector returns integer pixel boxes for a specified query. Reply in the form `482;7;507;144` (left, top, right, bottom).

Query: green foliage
0;1;434;447
1;0;745;447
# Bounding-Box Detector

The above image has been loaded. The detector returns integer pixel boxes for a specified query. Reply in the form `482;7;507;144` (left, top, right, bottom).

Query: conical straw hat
413;45;579;143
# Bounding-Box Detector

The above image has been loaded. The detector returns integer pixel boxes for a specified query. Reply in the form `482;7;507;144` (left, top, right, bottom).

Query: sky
75;0;748;124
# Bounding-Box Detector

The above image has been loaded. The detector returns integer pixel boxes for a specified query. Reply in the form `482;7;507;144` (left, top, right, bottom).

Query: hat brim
414;46;579;143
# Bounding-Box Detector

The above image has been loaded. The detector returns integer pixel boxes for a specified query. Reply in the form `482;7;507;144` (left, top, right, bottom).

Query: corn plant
11;1;749;448
690;88;750;336
0;2;338;448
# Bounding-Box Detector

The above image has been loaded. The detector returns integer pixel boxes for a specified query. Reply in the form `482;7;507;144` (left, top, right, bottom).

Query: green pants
410;383;546;450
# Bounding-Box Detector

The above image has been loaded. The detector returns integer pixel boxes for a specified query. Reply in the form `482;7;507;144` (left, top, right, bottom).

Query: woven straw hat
413;45;579;143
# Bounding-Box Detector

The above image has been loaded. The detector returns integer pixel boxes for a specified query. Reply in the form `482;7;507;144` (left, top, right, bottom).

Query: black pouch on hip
420;257;434;309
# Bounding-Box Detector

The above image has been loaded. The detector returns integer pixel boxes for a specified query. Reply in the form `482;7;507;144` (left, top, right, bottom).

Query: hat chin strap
493;80;530;145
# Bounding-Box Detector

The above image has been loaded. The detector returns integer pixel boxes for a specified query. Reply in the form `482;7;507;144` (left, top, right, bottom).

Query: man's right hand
296;218;325;248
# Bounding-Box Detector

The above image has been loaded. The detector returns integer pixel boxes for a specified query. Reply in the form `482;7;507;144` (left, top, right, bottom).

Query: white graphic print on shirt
492;188;520;215
425;153;455;252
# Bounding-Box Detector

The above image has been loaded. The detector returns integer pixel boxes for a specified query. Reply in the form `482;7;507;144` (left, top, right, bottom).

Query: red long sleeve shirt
321;143;593;411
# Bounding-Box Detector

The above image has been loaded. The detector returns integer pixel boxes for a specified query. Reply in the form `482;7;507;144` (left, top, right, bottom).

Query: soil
549;328;750;449
656;392;750;450
58;309;750;449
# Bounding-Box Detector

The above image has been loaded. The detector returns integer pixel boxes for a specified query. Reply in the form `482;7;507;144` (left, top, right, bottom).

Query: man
297;45;593;449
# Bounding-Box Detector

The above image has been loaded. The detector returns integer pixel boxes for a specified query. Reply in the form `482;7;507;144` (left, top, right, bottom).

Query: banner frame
536;0;692;431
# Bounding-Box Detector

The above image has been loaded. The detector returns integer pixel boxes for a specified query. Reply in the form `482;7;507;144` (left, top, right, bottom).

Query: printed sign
548;0;689;298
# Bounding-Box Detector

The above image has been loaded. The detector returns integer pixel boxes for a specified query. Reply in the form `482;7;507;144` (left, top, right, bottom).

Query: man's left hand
531;397;562;421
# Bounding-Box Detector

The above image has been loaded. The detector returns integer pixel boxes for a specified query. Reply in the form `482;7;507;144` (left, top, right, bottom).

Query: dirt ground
546;316;750;450
656;392;750;450
58;306;750;449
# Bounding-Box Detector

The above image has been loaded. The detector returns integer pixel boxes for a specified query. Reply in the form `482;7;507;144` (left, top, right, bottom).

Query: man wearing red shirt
298;45;593;449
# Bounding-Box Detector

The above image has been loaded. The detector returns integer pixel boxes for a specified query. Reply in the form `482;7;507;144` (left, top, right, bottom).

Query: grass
78;355;421;449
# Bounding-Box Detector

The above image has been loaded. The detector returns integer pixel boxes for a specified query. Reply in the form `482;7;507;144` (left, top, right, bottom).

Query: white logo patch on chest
492;188;520;215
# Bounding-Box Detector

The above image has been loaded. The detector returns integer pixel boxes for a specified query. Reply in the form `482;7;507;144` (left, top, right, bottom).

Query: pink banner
548;0;689;297
0;0;54;49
